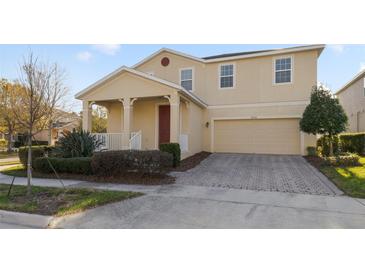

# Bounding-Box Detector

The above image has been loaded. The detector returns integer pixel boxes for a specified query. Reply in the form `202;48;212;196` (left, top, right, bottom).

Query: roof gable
75;66;207;107
336;69;365;95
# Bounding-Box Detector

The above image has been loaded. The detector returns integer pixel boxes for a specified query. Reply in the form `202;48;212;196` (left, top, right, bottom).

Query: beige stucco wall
136;50;318;105
184;102;203;158
337;77;365;132
82;72;176;102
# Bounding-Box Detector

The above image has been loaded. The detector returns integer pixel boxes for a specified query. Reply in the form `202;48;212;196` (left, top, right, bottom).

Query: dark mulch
172;151;211;172
304;156;325;169
40;172;175;185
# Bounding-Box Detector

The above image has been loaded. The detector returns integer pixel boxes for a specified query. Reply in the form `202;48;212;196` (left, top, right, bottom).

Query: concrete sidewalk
2;167;365;228
53;184;365;229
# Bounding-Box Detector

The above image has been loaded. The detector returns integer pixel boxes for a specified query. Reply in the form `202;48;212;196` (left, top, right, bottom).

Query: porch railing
129;130;142;150
92;131;142;151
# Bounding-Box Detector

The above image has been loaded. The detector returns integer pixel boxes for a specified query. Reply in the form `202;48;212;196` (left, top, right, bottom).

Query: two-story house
76;44;324;159
335;69;365;132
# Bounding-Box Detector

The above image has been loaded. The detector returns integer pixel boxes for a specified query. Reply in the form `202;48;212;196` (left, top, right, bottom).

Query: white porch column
82;100;92;132
169;93;180;143
120;97;137;149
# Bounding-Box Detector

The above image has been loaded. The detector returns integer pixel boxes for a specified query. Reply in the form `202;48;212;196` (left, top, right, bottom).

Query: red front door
159;105;170;145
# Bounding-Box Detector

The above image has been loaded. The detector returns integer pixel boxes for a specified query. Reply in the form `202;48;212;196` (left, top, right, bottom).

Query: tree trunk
26;131;32;196
6;132;12;153
329;135;334;157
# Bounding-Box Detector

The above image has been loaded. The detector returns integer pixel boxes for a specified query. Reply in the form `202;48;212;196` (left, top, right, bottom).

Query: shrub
159;143;181;167
55;129;102;158
317;136;340;156
306;146;317;156
18;145;53;168
323;153;360;167
317;133;365;156
0;139;7;150
34;157;92;174
91;150;173;176
339;133;365;155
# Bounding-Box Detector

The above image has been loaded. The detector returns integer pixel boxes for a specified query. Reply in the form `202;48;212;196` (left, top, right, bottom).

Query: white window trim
272;55;294;86
218;63;236;90
179;67;194;92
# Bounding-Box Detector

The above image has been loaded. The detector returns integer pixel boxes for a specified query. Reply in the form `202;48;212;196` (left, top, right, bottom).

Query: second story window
180;68;193;92
274;57;292;84
219;64;234;88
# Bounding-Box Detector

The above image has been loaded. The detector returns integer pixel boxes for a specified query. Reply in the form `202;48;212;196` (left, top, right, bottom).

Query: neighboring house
76;45;324;158
33;110;81;145
335;69;365;132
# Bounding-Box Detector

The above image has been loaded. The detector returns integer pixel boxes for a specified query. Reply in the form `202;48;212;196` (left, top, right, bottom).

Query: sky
0;44;364;112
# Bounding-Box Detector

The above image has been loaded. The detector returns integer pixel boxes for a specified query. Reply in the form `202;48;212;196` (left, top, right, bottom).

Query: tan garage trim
211;117;303;155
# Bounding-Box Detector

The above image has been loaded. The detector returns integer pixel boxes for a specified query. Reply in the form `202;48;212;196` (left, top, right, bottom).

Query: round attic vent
161;57;170;67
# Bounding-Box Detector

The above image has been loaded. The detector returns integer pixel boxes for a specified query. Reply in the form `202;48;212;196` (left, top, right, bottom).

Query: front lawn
0;160;20;166
0;151;18;159
310;157;365;198
0;183;142;216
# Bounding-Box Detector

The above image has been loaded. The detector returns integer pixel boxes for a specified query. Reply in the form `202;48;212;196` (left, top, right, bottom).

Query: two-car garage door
213;118;301;155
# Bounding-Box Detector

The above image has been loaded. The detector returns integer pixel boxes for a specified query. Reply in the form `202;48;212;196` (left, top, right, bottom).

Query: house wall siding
337;77;365;132
135;50;318;106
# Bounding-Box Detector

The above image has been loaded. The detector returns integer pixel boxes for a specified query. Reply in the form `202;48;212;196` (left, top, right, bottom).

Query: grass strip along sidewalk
0;183;142;216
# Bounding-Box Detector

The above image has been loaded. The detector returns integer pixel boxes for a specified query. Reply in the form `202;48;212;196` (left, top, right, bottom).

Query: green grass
0;152;18;159
320;157;365;198
0;183;142;216
0;160;20;167
1;165;27;176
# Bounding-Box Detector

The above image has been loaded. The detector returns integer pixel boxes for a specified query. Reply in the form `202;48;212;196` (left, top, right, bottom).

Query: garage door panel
214;119;300;155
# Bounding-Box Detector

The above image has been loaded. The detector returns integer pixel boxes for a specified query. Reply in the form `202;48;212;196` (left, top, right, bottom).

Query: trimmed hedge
18;146;53;168
339;133;365;155
306;146;317;156
323;153;360;167
317;133;365;156
159;143;181;167
34;157;92;174
91;150;173;176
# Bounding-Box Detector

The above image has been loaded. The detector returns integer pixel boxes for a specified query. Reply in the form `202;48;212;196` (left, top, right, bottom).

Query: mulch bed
171;151;211;172
33;172;175;185
6;152;211;186
304;156;325;169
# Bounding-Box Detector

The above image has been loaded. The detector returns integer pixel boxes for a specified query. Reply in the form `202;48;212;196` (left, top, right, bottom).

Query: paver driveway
173;153;342;195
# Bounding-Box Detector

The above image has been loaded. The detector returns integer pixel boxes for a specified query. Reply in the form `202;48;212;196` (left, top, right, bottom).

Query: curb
0;210;53;228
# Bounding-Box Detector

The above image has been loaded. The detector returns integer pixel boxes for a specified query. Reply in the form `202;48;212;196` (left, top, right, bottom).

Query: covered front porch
83;94;190;153
77;67;206;158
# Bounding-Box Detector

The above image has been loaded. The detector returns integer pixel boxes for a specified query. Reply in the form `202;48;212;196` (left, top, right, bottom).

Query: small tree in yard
10;53;68;196
300;85;348;156
0;79;25;152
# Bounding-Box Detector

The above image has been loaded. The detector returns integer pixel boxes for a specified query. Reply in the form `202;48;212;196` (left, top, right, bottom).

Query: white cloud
92;44;120;55
76;51;92;61
329;44;345;54
360;62;365;72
